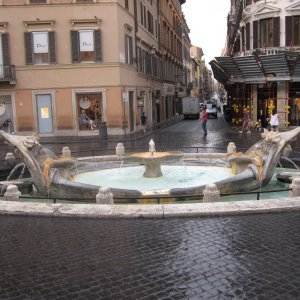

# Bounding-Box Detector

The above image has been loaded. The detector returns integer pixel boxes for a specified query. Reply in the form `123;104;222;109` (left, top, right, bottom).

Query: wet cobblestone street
1;213;300;299
2;116;300;299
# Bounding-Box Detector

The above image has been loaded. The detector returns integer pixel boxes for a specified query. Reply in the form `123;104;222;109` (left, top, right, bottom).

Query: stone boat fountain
0;128;299;201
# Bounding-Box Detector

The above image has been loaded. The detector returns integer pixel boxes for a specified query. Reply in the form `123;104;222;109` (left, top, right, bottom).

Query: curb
1;198;300;219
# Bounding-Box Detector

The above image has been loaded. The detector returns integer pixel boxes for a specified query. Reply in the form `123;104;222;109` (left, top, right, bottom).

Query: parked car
206;101;218;118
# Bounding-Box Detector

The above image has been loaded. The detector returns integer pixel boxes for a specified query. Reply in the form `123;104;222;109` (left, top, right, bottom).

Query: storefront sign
79;30;94;52
33;32;49;54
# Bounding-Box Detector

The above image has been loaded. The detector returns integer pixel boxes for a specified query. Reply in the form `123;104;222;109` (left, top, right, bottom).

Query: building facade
211;0;300;128
0;0;187;137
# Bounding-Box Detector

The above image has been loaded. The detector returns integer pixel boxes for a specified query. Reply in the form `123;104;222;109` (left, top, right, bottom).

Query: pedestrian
270;108;279;132
141;111;147;133
201;107;208;136
239;108;251;133
254;119;262;132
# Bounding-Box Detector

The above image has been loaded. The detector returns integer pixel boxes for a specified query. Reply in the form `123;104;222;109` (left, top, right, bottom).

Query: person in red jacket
201;107;208;136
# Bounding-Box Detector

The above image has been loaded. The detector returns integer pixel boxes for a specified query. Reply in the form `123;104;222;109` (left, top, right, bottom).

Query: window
24;31;56;65
125;0;129;9
147;11;154;34
71;29;102;63
77;93;102;131
125;34;133;65
260;18;273;48
257;17;280;48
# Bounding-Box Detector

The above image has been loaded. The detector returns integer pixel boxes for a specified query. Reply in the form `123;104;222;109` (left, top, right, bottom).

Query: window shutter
246;23;250;50
94;29;102;62
129;36;133;65
286;16;293;47
253;20;258;49
24;32;33;65
273;17;280;47
2;33;10;78
2;33;10;66
48;31;56;64
71;30;79;63
241;26;245;51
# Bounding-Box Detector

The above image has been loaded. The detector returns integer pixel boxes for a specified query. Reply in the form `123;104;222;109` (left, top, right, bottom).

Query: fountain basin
73;165;234;195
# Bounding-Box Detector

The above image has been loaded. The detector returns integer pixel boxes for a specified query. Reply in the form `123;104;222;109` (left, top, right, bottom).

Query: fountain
0;128;300;201
123;139;183;178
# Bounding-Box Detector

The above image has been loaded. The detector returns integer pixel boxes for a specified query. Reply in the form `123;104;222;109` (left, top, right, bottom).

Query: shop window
71;29;102;63
24;31;56;65
77;94;102;130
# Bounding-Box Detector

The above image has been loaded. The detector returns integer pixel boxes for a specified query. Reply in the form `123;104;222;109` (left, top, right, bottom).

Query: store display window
77;93;102;130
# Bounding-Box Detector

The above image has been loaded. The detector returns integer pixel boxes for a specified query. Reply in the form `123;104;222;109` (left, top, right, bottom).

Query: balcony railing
232;47;300;57
0;65;16;84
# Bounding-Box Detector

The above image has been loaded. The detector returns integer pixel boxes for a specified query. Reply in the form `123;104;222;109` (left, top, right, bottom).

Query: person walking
201;107;208;136
270;108;279;132
239;108;251;133
141;111;147;133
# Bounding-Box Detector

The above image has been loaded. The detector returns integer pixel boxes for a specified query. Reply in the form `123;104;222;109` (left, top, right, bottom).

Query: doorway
36;94;54;134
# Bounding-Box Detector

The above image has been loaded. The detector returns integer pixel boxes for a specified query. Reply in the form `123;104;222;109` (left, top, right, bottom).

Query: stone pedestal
5;152;16;168
4;185;21;201
96;187;114;204
203;184;220;203
290;177;300;197
62;147;71;157
116;143;125;157
227;142;236;154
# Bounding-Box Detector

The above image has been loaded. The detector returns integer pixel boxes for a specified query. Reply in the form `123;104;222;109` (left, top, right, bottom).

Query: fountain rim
0;198;299;219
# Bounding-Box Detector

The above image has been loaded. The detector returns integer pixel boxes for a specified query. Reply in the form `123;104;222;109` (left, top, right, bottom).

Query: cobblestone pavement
1;213;300;299
1;115;300;299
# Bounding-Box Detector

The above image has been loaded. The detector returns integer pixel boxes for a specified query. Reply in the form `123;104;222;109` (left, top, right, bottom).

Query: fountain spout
149;139;156;156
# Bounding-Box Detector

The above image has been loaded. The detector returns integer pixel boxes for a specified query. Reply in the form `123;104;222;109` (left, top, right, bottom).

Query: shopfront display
77;93;102;130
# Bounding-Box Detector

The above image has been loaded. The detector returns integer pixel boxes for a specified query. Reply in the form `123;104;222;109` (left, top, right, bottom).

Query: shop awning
209;60;229;86
215;56;243;78
259;53;290;75
211;51;300;84
234;56;264;79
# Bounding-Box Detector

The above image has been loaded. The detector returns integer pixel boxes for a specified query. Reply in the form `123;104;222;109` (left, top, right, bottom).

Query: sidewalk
39;115;183;144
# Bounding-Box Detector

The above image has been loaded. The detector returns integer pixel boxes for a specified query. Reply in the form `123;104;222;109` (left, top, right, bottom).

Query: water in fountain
1;162;26;195
281;157;300;170
7;162;26;181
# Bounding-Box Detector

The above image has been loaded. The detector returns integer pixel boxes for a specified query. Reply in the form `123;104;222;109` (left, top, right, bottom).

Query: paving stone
0;213;300;298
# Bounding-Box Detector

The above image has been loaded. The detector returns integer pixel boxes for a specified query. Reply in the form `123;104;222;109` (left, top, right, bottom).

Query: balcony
0;65;16;84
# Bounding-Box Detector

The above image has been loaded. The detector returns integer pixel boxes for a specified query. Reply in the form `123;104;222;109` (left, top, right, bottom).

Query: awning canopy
211;51;300;85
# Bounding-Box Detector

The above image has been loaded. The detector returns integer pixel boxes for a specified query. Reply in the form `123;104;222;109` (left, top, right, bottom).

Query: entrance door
36;94;53;134
129;91;134;132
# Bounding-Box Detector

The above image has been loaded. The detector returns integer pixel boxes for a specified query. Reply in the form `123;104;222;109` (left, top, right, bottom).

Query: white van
182;97;200;119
